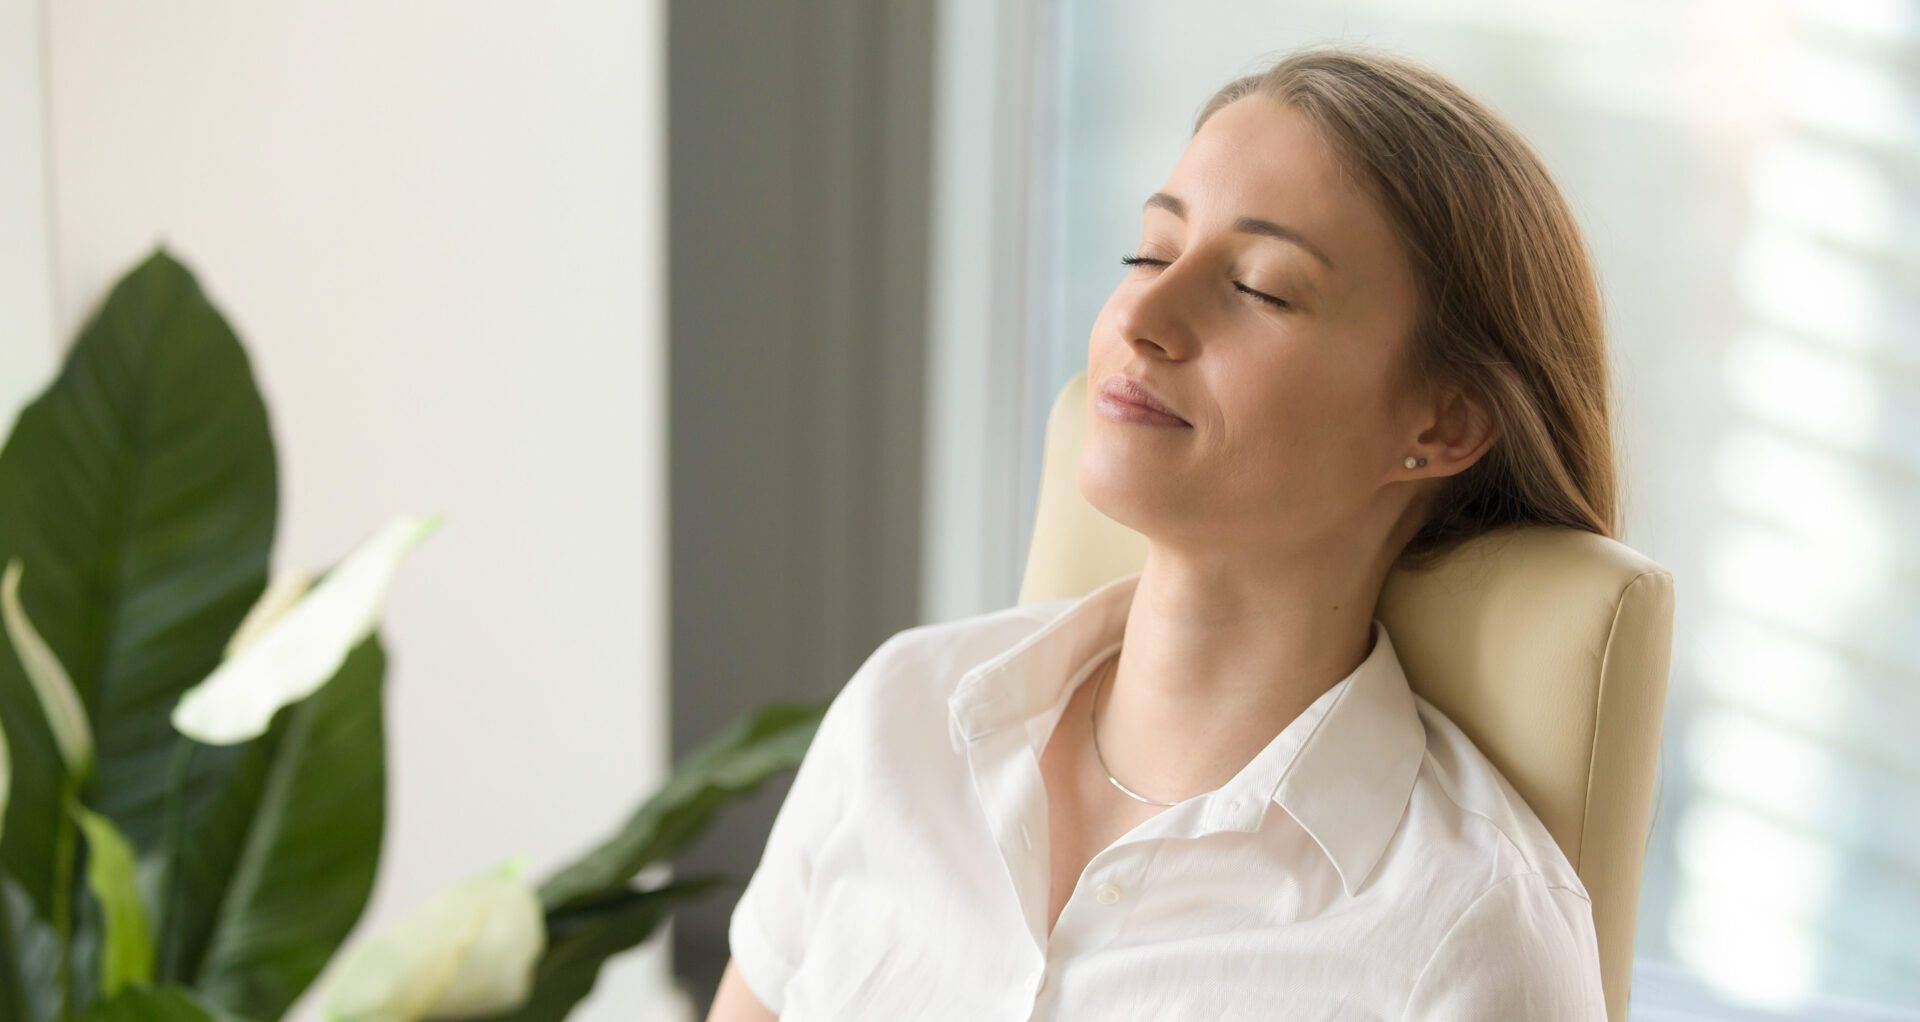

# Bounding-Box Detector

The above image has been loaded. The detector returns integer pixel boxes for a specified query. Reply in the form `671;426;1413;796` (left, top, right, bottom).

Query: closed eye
1119;254;1290;309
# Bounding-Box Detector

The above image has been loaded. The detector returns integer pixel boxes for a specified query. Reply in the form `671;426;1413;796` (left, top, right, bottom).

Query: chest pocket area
781;865;930;1019
779;910;907;1017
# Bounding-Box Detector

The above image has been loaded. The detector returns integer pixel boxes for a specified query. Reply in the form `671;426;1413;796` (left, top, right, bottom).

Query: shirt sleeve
726;632;900;1014
1402;872;1610;1020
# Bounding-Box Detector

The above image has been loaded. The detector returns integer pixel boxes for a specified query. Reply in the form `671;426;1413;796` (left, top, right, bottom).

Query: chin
1075;444;1190;532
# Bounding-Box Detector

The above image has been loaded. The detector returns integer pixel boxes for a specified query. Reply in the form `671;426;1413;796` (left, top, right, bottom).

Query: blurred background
3;0;1916;1019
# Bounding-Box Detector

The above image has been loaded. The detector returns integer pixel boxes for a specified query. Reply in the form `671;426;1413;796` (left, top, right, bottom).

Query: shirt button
1095;882;1122;904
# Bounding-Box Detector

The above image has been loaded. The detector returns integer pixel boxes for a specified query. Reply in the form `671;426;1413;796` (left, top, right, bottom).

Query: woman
709;45;1615;1021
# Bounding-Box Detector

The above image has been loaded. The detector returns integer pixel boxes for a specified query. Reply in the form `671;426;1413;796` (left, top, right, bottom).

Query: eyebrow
1144;191;1335;271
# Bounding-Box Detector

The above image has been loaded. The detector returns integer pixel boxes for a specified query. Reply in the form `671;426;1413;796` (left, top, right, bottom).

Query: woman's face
1080;95;1435;553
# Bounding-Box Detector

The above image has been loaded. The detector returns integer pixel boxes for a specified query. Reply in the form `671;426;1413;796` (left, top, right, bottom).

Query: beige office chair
1018;370;1676;1022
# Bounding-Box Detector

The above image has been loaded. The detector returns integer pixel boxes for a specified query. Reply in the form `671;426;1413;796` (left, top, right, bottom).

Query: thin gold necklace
1088;651;1183;807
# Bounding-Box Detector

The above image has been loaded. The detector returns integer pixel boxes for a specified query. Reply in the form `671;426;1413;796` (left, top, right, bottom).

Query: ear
1405;384;1498;478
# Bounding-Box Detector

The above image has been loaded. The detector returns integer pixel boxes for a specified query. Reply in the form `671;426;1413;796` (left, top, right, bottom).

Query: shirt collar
946;570;1426;898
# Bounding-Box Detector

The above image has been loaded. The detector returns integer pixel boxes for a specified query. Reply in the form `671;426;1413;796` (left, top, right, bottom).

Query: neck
1086;548;1386;800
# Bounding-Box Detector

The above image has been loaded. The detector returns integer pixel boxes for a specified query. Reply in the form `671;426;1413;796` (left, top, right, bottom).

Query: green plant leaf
473;874;734;1022
0;872;63;1022
69;803;154;998
73;982;243;1022
0;246;278;930
162;635;387;1020
536;702;826;913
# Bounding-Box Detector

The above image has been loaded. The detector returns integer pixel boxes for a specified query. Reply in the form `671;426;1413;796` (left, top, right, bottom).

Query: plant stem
51;773;77;1019
156;737;194;982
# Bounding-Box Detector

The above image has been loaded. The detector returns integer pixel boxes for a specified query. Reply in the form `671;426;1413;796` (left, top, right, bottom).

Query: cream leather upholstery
1017;370;1675;1022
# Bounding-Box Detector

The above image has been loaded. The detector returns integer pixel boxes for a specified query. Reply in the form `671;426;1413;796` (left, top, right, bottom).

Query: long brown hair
1194;46;1620;569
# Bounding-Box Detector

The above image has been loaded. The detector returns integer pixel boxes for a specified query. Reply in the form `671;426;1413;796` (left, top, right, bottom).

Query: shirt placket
960;713;1056;958
1044;834;1163;959
957;665;1218;1020
1022;764;1205;1021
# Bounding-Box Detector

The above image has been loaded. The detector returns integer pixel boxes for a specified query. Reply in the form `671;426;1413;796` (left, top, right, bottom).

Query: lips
1100;376;1189;425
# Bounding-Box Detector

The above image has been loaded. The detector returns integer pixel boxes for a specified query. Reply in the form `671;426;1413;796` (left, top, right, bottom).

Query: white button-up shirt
728;570;1608;1020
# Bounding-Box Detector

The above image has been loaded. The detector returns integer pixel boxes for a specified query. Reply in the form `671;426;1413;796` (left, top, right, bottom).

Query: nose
1112;258;1201;359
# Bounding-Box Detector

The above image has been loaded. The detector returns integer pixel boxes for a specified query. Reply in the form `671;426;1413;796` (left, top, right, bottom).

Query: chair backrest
1018;370;1675;1022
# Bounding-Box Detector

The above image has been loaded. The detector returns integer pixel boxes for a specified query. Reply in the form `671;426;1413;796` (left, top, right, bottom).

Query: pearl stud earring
1403;455;1428;469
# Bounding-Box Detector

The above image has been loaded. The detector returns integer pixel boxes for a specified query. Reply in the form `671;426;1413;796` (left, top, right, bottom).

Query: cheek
1214;348;1391;480
1087;300;1125;362
1216;346;1343;442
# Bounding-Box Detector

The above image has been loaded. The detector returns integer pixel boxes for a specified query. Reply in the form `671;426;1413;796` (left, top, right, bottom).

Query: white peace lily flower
0;710;10;845
224;565;316;659
1;557;95;777
171;513;442;745
322;856;547;1022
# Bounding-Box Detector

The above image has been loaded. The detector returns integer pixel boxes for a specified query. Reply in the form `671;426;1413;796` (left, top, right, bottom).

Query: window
1003;0;1920;1016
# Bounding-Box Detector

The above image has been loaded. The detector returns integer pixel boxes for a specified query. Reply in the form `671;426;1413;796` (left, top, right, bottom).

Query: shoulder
1403;868;1608;1019
1404;693;1591;901
890;598;1071;676
1401;686;1606;1011
820;598;1071;752
1385;694;1608;1012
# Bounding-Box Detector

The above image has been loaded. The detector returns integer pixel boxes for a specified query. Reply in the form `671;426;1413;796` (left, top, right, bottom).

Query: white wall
0;0;54;429
39;2;682;1018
